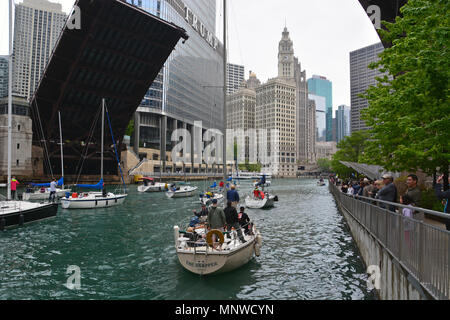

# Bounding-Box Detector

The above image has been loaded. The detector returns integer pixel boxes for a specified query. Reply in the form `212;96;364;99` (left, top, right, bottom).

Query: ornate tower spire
278;27;295;79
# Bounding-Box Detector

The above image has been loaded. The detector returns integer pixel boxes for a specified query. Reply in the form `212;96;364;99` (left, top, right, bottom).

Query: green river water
0;179;376;300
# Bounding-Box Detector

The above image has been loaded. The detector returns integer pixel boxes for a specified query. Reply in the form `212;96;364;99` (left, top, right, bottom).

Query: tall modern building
227;63;245;94
0;56;8;99
336;105;351;143
350;42;385;133
308;94;327;142
127;0;225;174
12;0;66;101
307;75;333;142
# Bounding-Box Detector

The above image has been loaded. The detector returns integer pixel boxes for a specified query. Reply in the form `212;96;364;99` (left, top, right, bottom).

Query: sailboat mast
58;111;64;189
101;99;105;183
7;0;13;200
222;0;227;181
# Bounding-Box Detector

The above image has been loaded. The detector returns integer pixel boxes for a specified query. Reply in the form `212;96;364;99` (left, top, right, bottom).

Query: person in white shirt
49;178;57;203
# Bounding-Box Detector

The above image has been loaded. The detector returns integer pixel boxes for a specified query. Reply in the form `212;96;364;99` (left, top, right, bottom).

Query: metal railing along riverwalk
329;182;450;300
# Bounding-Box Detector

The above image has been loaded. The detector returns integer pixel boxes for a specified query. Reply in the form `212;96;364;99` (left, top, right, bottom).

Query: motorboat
166;186;198;199
253;180;271;188
245;192;278;209
317;180;326;186
0;199;58;231
137;177;170;193
199;192;224;206
174;223;262;276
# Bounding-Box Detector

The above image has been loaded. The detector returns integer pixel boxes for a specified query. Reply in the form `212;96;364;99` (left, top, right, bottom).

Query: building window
17;143;20;150
16;160;19;166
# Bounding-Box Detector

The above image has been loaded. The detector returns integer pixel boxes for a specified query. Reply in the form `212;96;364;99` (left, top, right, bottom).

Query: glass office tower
307;75;333;142
309;94;327;142
127;0;224;173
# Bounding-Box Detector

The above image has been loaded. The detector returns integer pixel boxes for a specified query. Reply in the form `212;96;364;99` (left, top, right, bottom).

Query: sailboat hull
61;193;127;209
22;189;71;201
0;202;58;230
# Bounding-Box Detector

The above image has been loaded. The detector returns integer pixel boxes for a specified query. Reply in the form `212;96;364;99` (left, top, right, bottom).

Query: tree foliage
362;0;450;178
317;158;332;172
331;131;370;177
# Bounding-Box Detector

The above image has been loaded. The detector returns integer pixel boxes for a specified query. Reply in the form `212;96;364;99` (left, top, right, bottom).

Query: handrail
330;181;449;300
348;192;450;221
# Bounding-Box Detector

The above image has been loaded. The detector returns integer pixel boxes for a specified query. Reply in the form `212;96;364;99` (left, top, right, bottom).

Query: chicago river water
0;179;376;300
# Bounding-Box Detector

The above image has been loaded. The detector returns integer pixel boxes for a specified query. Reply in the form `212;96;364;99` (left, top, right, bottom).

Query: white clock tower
278;27;295;79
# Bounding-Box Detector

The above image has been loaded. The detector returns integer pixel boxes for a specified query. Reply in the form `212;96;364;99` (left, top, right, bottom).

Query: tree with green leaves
317;158;332;173
331;131;370;178
362;0;450;189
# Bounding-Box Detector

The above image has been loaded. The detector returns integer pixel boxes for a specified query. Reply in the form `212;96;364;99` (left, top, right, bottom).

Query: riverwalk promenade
330;182;449;300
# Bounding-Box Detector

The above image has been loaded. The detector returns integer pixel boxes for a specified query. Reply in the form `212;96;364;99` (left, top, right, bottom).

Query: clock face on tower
284;56;288;60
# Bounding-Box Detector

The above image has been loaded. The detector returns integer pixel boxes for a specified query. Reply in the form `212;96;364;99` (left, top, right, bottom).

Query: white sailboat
0;0;58;230
61;99;128;209
165;185;198;199
174;224;262;276
245;193;277;209
23;112;71;201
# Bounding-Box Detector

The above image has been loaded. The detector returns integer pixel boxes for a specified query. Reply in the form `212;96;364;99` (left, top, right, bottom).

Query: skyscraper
350;42;385;133
12;0;66;101
307;75;333;142
128;0;225;174
0;56;8;99
227;63;245;94
336;105;351;143
308;94;327;142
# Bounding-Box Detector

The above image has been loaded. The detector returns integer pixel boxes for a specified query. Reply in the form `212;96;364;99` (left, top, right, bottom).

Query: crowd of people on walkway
330;173;450;231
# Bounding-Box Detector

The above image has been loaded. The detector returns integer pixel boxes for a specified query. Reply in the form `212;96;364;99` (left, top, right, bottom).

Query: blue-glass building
127;0;224;173
307;75;333;142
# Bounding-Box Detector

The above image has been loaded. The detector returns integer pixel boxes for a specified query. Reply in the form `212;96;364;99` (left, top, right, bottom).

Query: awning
339;161;400;180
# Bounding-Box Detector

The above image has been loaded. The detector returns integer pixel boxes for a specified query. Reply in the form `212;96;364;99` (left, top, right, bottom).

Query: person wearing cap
193;204;209;222
434;174;450;231
376;174;398;212
207;199;226;232
226;185;240;207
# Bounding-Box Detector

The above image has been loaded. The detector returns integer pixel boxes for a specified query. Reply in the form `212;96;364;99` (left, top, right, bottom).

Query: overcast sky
0;0;381;112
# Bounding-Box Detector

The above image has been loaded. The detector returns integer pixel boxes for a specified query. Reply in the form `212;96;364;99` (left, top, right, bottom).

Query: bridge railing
329;182;450;300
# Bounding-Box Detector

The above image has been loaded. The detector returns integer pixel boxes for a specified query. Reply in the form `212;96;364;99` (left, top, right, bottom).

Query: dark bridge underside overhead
30;0;188;176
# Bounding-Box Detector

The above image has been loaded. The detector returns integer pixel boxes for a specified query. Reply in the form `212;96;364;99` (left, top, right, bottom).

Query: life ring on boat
206;229;224;247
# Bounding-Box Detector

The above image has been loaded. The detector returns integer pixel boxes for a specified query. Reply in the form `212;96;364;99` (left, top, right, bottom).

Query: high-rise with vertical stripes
12;0;66;101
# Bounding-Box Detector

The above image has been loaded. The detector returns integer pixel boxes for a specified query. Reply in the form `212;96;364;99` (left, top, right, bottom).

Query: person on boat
219;181;225;189
11;176;19;200
238;207;252;235
193;204;209;222
224;201;246;243
226;185;240;207
253;187;261;199
207;199;226;231
207;199;226;248
49;178;57;203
